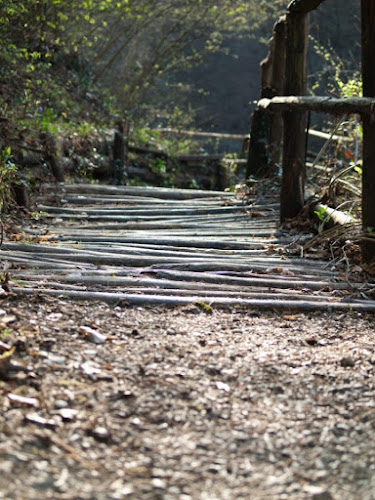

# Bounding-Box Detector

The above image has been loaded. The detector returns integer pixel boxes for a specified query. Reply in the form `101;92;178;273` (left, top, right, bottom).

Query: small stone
57;408;79;421
340;356;355;367
54;399;69;409
304;486;334;500
312;491;334;500
306;337;318;346
215;381;230;392
151;478;166;489
40;338;56;351
88;426;111;443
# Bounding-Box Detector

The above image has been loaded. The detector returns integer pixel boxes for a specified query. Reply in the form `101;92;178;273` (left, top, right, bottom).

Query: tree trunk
280;11;308;221
361;0;375;272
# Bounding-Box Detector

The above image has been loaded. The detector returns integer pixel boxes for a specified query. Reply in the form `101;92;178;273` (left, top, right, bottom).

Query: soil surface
1;294;375;500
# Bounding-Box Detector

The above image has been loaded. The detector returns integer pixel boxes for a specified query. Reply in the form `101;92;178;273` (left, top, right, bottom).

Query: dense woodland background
0;0;360;137
0;0;362;202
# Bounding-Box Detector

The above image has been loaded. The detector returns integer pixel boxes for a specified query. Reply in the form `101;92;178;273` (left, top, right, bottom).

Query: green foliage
0;148;18;214
150;158;167;177
0;0;287;131
354;164;362;176
314;206;329;223
311;38;362;99
0;0;289;191
132;125;196;157
30;211;48;221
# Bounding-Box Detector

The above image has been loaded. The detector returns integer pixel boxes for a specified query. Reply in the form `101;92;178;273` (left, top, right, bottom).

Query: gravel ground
0;294;375;500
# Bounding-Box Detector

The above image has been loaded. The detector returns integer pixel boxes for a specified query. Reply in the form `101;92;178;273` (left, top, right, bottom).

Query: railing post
361;0;375;271
280;11;308;221
269;16;286;170
111;119;129;185
247;16;286;178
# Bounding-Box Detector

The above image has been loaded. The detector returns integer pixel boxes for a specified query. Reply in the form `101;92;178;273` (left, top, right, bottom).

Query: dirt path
1;294;375;500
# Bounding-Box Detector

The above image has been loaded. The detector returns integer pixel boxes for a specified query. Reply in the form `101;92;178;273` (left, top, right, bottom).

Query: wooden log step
11;280;337;302
61;195;241;206
61;183;233;199
38;205;245;217
4;242;337;280
53;236;273;250
6;183;374;311
12;270;360;292
11;287;375;312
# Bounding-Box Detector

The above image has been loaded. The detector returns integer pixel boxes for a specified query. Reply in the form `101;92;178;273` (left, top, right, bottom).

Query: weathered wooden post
280;7;308;221
111;119;129;185
269;16;286;171
246;16;286;178
279;0;327;221
361;0;375;271
40;131;65;183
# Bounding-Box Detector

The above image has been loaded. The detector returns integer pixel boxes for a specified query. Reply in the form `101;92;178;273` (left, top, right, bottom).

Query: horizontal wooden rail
258;96;375;115
153;128;248;140
152;127;345;142
129;144;242;162
308;129;351;142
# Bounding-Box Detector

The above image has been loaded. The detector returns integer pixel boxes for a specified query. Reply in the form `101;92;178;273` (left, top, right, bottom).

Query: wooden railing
247;0;375;269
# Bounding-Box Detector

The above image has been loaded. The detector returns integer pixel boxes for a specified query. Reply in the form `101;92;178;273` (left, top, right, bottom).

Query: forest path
1;184;375;500
2;183;375;312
